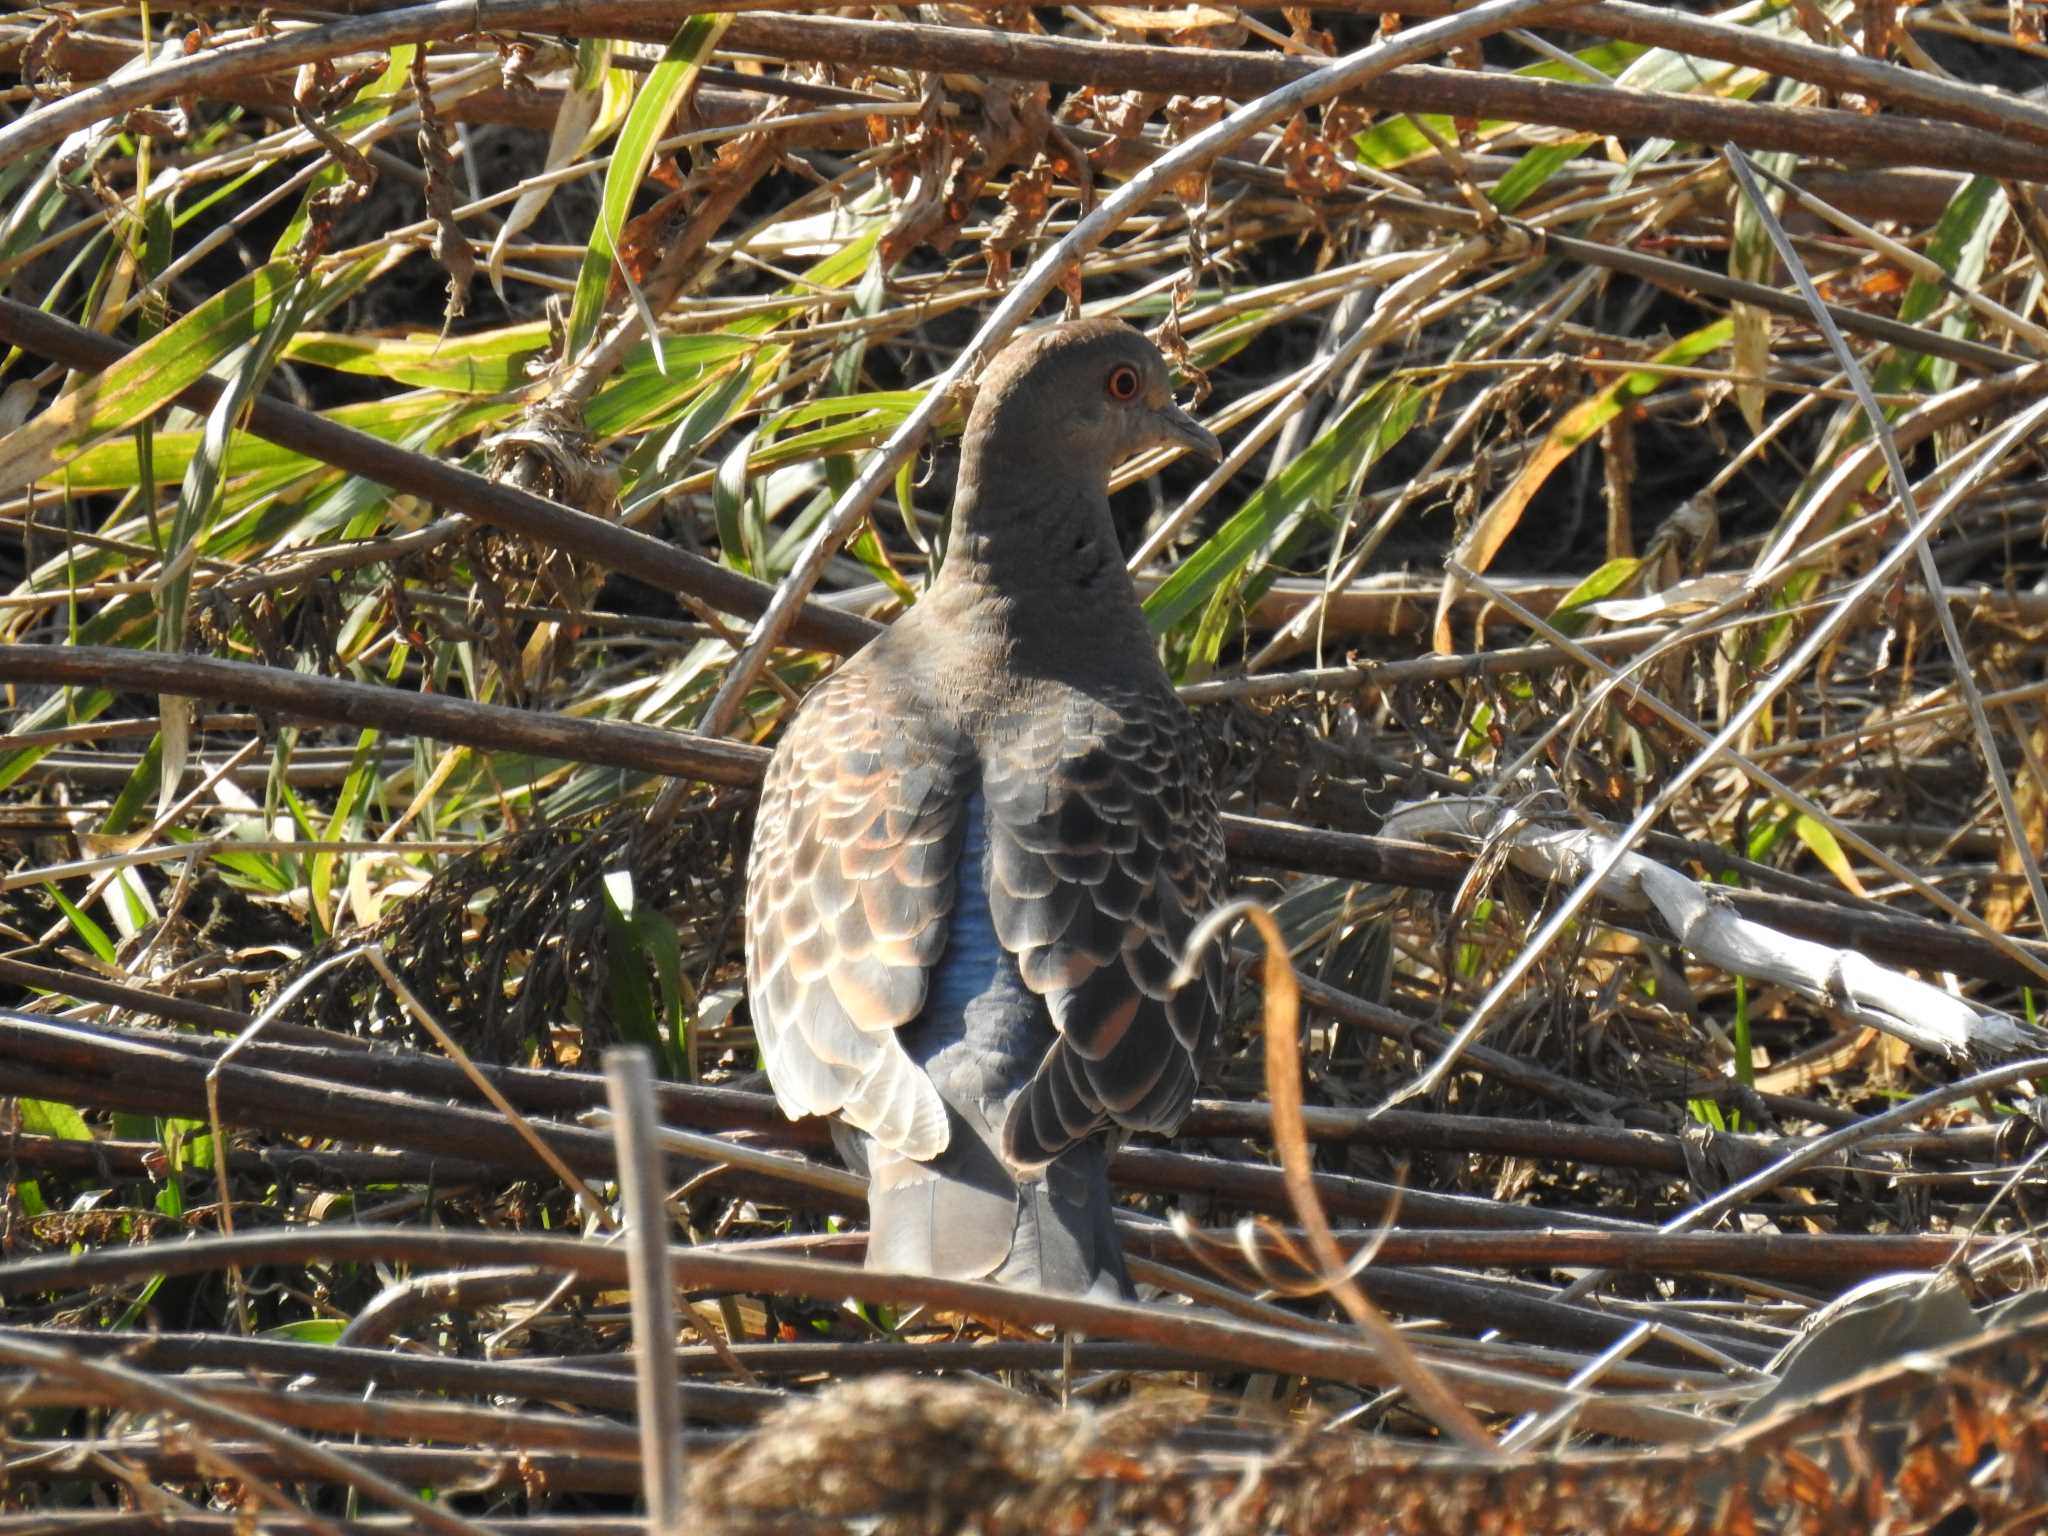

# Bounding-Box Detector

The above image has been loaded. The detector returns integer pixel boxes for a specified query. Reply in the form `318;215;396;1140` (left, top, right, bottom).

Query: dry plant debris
5;0;2048;1530
694;1317;2048;1535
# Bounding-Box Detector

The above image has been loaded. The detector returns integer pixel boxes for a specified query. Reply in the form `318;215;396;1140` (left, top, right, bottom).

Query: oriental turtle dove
745;319;1228;1296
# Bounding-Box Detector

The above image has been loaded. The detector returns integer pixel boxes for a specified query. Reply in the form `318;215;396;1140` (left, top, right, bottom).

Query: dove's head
961;319;1221;485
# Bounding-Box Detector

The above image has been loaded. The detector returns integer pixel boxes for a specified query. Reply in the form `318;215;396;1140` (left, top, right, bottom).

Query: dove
745;318;1227;1295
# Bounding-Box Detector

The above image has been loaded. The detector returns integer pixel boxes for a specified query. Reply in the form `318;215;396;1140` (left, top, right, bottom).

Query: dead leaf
1093;4;1235;30
1279;114;1347;198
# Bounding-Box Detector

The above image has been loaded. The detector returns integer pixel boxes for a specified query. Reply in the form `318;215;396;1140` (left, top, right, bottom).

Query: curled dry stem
1177;896;1497;1454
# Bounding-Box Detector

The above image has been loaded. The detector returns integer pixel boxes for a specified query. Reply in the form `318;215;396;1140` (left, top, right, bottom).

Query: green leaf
154;1178;186;1222
782;214;884;297
132;191;175;542
636;910;691;1079
1731;973;1754;1107
0;180;68;284
158;275;316;626
158;1117;210;1174
1550;557;1643;636
1354;42;1640;168
1871;175;2006;399
309;728;382;931
1791;811;1866;898
1746;809;1790;863
0;254;385;498
1145;379;1422;637
586;335;769;439
93;733;162;840
618;350;772;512
283;320;549;392
1748;563;1820;669
209;842;298;894
749;395;924;476
712;427;766;576
45;883;117;965
19;1098;93;1141
601;869;682;1074
266;1319;348;1344
156;269;319;815
767;389;924;436
0;689;112;794
56;389;502;491
566;14;732;359
1489;140;1593;212
849;522;917;606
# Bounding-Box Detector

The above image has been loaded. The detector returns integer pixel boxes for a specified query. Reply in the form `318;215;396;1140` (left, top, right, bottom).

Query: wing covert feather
985;688;1227;1168
745;664;970;1162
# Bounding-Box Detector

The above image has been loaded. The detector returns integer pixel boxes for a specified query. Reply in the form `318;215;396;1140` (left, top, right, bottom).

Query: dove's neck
933;469;1146;644
901;471;1168;716
927;486;1152;680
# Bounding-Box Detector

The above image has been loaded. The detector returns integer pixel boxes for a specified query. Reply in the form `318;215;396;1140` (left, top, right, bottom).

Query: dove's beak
1153;401;1222;463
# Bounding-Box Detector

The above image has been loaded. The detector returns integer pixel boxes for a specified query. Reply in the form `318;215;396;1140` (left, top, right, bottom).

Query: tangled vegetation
5;0;2048;1529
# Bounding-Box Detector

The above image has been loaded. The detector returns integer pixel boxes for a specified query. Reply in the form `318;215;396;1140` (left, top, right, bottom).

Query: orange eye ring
1105;364;1142;402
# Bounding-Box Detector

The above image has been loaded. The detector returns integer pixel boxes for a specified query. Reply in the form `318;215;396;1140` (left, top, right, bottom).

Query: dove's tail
850;1127;1132;1299
836;786;1132;1298
998;1139;1131;1298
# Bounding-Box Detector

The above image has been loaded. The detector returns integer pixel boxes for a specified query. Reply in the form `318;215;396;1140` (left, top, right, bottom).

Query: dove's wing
981;685;1227;1167
745;660;972;1162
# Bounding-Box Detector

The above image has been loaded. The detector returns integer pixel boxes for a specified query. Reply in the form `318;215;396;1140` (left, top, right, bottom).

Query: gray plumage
745;319;1227;1296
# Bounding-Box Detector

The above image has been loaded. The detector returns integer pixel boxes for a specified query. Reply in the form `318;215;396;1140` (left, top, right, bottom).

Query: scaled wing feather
984;688;1227;1168
746;664;968;1162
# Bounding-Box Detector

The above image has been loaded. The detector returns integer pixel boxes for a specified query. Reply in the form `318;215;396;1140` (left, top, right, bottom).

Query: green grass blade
565;14;732;360
1145;379;1422;638
0;254;384;498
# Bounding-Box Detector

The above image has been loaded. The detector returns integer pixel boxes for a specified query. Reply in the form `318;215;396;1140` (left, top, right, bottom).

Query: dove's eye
1105;364;1142;401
